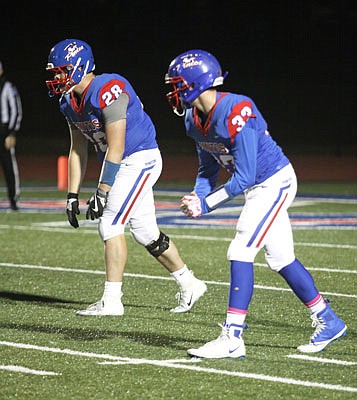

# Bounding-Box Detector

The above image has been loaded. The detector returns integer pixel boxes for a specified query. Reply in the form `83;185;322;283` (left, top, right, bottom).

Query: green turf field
0;182;356;399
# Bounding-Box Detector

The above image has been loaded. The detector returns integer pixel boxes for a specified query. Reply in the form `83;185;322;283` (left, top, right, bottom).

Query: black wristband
67;192;78;199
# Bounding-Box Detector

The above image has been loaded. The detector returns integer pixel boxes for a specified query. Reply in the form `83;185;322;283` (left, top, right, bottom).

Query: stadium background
0;0;356;182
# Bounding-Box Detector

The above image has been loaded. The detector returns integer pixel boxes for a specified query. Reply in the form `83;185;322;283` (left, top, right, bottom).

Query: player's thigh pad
99;148;162;241
263;210;296;271
227;164;297;262
129;190;161;246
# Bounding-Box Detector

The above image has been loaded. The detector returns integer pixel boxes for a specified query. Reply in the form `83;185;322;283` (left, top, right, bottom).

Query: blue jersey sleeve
194;143;220;197
224;126;258;197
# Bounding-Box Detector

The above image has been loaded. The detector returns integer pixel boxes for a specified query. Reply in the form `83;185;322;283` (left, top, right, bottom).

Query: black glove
86;188;108;220
66;193;80;228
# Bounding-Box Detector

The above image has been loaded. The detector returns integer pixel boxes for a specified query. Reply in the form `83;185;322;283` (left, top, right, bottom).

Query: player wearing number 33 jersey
184;92;289;199
45;39;207;318
165;49;346;358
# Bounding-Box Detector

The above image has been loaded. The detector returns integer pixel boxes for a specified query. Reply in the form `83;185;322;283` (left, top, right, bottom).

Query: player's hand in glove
66;193;80;228
86;188;108;220
181;192;202;218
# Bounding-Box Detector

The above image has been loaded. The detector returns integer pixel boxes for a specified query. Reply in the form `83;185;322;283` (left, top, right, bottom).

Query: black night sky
1;0;356;157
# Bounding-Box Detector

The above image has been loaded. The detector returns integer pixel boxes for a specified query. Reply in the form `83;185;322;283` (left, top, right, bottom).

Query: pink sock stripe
227;307;247;315
305;293;324;307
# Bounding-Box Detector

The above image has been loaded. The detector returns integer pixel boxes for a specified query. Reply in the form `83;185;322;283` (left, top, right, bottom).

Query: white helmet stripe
72;56;82;80
83;60;90;76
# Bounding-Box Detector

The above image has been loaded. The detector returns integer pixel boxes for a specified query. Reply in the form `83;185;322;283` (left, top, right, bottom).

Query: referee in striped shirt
0;60;22;210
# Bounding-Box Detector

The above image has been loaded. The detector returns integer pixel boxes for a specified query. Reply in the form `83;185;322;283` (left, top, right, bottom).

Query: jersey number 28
100;80;124;108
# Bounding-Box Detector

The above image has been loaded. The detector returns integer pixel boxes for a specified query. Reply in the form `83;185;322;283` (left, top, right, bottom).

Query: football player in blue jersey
46;39;207;316
165;50;346;358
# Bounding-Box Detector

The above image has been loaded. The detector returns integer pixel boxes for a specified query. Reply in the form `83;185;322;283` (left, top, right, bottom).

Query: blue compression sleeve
99;160;121;186
228;261;254;311
279;258;319;303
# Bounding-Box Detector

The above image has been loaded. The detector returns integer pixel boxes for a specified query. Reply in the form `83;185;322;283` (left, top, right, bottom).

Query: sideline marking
287;354;357;366
0;365;61;376
0;341;356;393
1;262;356;299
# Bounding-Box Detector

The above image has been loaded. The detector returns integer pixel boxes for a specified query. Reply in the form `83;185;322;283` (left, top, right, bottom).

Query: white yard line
0;262;356;298
171;234;357;250
1;223;357;249
0;341;355;393
254;262;357;274
98;358;202;365
287;354;357;366
0;365;61;376
0;263;105;275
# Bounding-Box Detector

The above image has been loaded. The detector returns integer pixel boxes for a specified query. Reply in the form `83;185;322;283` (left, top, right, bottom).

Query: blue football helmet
165;49;227;116
46;39;95;96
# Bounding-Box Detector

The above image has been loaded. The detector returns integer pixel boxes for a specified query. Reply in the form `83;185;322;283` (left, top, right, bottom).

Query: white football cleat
170;278;207;313
76;298;124;316
187;322;246;359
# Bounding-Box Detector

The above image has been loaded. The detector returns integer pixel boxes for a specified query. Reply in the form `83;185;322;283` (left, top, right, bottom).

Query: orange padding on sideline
57;155;68;191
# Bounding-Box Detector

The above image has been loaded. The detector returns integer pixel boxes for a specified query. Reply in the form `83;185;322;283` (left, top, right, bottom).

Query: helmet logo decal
182;56;203;69
64;43;84;62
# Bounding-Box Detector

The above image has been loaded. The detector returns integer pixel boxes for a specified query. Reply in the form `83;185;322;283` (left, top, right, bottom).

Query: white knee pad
99;217;125;241
263;220;296;272
264;252;296;272
227;238;260;262
130;221;160;247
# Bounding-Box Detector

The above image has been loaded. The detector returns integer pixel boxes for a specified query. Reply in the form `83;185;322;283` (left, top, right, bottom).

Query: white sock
226;312;246;327
306;293;326;315
102;281;122;301
171;265;193;287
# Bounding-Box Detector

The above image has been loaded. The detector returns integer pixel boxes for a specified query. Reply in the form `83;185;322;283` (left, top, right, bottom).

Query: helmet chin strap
173;98;190;117
173;107;186;117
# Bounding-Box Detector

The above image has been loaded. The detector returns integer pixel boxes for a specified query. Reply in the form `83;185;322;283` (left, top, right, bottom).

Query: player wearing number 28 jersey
45;39;207;317
165;49;347;358
58;73;157;161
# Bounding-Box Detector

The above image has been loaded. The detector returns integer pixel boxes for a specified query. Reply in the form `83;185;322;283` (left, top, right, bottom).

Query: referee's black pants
0;136;20;209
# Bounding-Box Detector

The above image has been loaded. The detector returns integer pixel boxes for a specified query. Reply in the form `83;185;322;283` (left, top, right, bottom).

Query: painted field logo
0;196;356;230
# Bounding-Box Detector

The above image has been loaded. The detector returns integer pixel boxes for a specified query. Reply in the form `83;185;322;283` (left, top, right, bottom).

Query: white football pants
99;148;162;245
227;163;298;271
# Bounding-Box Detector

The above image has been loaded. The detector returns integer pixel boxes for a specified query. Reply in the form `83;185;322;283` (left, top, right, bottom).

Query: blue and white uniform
185;92;297;269
168;49;345;356
59;73;162;243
